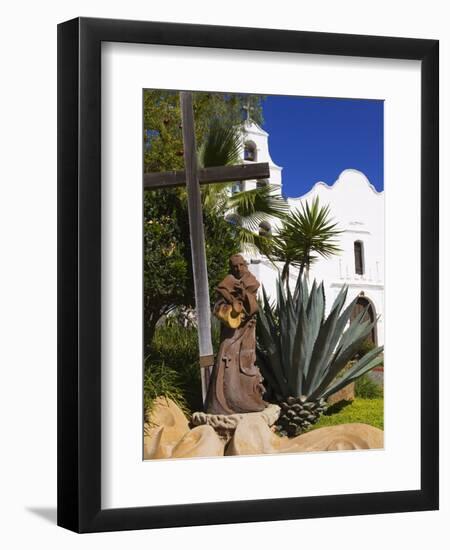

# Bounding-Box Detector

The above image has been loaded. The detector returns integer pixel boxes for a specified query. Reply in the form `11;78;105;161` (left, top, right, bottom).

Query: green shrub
151;324;200;367
143;361;189;420
144;320;221;416
355;373;383;399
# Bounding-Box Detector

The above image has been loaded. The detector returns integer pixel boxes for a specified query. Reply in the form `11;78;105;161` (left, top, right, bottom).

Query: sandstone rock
225;415;276;456
277;423;383;453
144;426;166;459
143;397;190;459
327;382;355;406
226;416;383;456
143;396;383;459
171;425;224;458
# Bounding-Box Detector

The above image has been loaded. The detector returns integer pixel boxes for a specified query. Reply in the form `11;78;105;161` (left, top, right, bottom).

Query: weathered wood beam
144;162;270;189
179;91;214;405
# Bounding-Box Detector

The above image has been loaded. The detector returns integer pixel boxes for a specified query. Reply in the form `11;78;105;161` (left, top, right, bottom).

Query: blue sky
260;95;384;198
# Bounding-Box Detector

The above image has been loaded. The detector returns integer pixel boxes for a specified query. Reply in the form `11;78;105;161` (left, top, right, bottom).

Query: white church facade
237;119;385;346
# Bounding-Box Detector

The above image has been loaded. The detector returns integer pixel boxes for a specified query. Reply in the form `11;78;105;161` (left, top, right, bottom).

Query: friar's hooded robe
204;269;266;415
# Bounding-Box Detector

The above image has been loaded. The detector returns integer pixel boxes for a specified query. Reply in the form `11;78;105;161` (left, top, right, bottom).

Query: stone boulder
144;397;190;459
225;415;276;456
279;423;384;453
327;382;355;406
226;416;383;456
143;395;383;459
171;425;224;458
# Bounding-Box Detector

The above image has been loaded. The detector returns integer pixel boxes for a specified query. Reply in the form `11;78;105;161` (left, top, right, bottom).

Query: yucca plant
268;197;342;284
256;274;384;436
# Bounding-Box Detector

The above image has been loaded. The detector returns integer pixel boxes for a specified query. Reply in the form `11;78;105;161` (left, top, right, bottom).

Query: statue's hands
231;299;243;314
233;280;244;292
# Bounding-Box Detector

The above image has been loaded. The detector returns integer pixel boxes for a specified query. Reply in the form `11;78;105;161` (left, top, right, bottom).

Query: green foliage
355;374;384;399
198;118;242;170
267;196;343;281
307;398;384;431
143;190;189;337
144;362;189;419
143;91;184;173
256;273;384;403
226;185;288;225
151;324;201;366
144;321;222;415
144;187;239;350
144;90;264;173
148;324;202;413
224;184;289;255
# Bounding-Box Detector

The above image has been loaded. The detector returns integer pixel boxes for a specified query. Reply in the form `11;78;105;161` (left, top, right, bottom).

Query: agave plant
256;274;384;436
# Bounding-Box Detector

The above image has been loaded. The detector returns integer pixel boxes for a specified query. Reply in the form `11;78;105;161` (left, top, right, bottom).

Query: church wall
238;120;283;192
241;121;385;346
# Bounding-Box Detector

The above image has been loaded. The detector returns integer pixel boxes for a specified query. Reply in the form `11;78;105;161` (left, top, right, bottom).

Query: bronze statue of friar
204;254;266;415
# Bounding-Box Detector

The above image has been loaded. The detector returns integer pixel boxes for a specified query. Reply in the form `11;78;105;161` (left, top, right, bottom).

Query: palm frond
227;184;289;219
233;224;274;255
196;119;288;255
197;118;242;169
196;119;242;210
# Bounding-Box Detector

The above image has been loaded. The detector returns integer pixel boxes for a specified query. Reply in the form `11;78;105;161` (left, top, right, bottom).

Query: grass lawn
308;398;384;431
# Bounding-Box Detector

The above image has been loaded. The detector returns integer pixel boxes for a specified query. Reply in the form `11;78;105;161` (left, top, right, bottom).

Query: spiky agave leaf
256;271;384;405
320;345;384;400
301;285;348;396
256;286;289;397
308;318;377;401
300;280;325;390
305;292;360;396
308;312;379;401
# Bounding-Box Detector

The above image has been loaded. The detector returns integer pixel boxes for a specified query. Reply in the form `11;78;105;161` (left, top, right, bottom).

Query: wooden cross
144;91;270;404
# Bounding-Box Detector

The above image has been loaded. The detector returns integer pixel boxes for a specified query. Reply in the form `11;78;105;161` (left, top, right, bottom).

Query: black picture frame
57;17;439;533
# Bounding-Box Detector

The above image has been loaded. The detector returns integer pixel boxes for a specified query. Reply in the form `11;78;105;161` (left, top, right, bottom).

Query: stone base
144;398;384;459
191;404;281;442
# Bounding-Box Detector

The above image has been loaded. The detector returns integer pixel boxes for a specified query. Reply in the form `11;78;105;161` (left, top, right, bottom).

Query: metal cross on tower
242;101;253;121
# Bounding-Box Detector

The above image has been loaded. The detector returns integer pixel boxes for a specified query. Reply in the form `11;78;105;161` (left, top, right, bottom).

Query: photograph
54;13;438;535
143;90;385;460
0;0;444;541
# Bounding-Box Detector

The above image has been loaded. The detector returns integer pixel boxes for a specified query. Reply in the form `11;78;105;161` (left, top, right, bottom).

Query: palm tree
197;119;288;253
269;196;343;284
225;183;288;253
